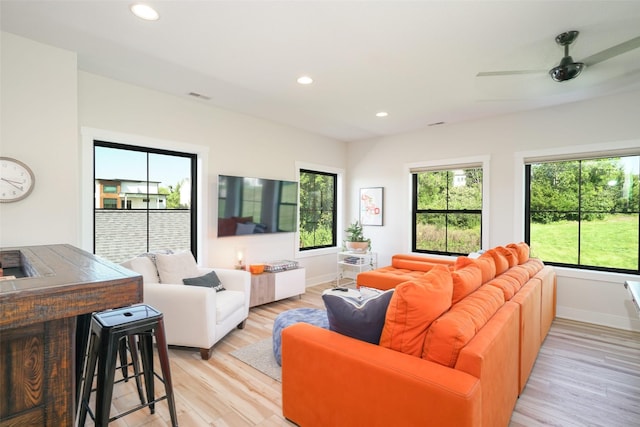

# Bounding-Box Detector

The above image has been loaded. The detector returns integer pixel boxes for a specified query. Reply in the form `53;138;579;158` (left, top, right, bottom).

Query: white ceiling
2;1;640;142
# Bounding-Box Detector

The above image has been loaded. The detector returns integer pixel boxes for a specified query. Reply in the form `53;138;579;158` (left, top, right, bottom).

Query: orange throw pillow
379;265;453;357
507;242;530;264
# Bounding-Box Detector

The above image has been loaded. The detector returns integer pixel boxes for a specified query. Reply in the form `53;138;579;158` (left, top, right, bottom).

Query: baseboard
305;272;338;288
557;305;640;332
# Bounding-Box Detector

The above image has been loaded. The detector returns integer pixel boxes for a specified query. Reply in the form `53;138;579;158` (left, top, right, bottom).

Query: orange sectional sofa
282;243;556;427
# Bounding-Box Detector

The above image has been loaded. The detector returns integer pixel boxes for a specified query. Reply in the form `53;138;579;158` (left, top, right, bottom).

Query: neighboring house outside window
525;154;639;274
411;163;485;256
299;169;338;250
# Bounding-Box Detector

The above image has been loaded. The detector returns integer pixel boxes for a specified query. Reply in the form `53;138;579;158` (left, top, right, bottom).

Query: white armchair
121;252;251;360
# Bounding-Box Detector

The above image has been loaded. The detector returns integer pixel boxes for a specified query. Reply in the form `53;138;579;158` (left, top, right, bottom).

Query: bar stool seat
77;304;178;426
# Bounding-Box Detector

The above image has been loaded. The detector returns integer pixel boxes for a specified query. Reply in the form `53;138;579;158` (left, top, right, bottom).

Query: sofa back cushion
455;255;496;285
379;265;453;357
486;248;509;275
507;242;530;264
121;256;159;284
451;262;483;305
422;284;505;367
496;246;519;268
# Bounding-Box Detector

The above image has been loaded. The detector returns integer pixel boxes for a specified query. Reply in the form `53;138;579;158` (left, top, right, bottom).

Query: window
299;169;337;250
93;141;197;263
103;199;117;209
525;155;639;273
103;185;117;193
412;167;483;255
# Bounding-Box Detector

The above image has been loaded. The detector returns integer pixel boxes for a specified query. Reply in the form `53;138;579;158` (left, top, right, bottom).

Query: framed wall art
360;187;384;226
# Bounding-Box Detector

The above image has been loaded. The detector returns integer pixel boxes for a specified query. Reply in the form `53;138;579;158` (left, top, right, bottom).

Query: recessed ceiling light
297;76;313;85
375;111;389;118
131;4;160;21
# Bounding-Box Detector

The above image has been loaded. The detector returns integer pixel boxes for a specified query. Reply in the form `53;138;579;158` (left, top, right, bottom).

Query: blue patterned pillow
322;287;394;344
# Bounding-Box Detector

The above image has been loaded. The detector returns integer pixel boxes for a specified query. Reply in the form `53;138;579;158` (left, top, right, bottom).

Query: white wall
347;89;640;332
77;72;347;283
1;32;79;246
1;31;346;286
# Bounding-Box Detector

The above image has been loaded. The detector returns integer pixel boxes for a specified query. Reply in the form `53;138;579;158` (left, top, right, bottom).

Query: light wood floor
87;284;640;427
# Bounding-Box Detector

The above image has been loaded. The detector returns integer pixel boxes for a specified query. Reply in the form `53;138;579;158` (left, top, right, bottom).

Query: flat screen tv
217;174;298;237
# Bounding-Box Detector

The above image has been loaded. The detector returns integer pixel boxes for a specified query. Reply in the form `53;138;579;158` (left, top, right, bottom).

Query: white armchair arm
197;268;251;316
143;282;217;349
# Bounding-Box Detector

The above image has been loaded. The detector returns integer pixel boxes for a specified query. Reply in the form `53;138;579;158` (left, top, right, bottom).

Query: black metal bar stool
76;304;178;426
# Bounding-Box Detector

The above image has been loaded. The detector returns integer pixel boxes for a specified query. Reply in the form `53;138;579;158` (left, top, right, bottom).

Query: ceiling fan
477;31;640;83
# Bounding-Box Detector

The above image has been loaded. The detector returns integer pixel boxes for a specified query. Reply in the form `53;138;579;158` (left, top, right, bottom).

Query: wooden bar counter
0;244;142;426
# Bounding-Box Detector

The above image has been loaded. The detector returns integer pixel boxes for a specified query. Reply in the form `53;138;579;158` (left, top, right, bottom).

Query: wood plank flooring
85;284;640;427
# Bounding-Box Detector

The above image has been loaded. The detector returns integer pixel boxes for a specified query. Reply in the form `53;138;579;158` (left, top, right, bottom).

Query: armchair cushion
124;255;159;284
216;291;246;323
156;251;200;283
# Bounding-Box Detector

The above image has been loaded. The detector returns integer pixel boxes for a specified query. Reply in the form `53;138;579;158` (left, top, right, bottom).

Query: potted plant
344;220;371;253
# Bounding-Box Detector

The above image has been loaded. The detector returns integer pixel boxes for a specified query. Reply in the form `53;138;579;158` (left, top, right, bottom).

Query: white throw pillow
155;251;200;284
121;256;160;284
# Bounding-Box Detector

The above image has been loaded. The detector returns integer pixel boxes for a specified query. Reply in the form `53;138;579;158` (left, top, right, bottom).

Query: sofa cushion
487;248;509;275
121;255;160;284
486;275;520;300
496;246;519;268
455;255;495;284
379;265;453;357
520;258;544;276
422;284;505;367
235;222;256;235
356;267;431;291
183;270;225;292
215;290;245;323
507;242;530;264
451;262;483;305
502;265;530;287
322;287;394;344
155;251;201;284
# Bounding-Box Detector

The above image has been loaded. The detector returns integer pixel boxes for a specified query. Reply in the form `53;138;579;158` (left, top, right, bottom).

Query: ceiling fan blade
476;69;546;77
582;35;640;65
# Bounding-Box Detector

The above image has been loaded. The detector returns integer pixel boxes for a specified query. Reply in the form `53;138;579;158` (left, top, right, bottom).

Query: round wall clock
0;157;35;203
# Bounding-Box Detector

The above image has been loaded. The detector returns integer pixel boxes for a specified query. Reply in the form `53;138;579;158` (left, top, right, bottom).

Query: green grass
530;214;638;270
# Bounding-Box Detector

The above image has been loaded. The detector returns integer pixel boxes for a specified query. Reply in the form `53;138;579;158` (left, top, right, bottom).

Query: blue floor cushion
272;307;329;366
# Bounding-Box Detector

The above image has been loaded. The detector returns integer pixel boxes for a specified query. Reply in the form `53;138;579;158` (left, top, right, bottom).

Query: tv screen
217;175;298;237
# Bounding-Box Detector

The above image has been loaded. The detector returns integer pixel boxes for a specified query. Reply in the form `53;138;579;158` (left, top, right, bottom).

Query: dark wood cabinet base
0;245;142;427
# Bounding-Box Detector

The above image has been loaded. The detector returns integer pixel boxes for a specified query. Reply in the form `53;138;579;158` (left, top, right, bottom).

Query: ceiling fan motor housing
549;30;585;82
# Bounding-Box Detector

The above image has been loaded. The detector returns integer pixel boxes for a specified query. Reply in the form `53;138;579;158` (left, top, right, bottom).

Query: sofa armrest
143;282;217;348
282;323;481;427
